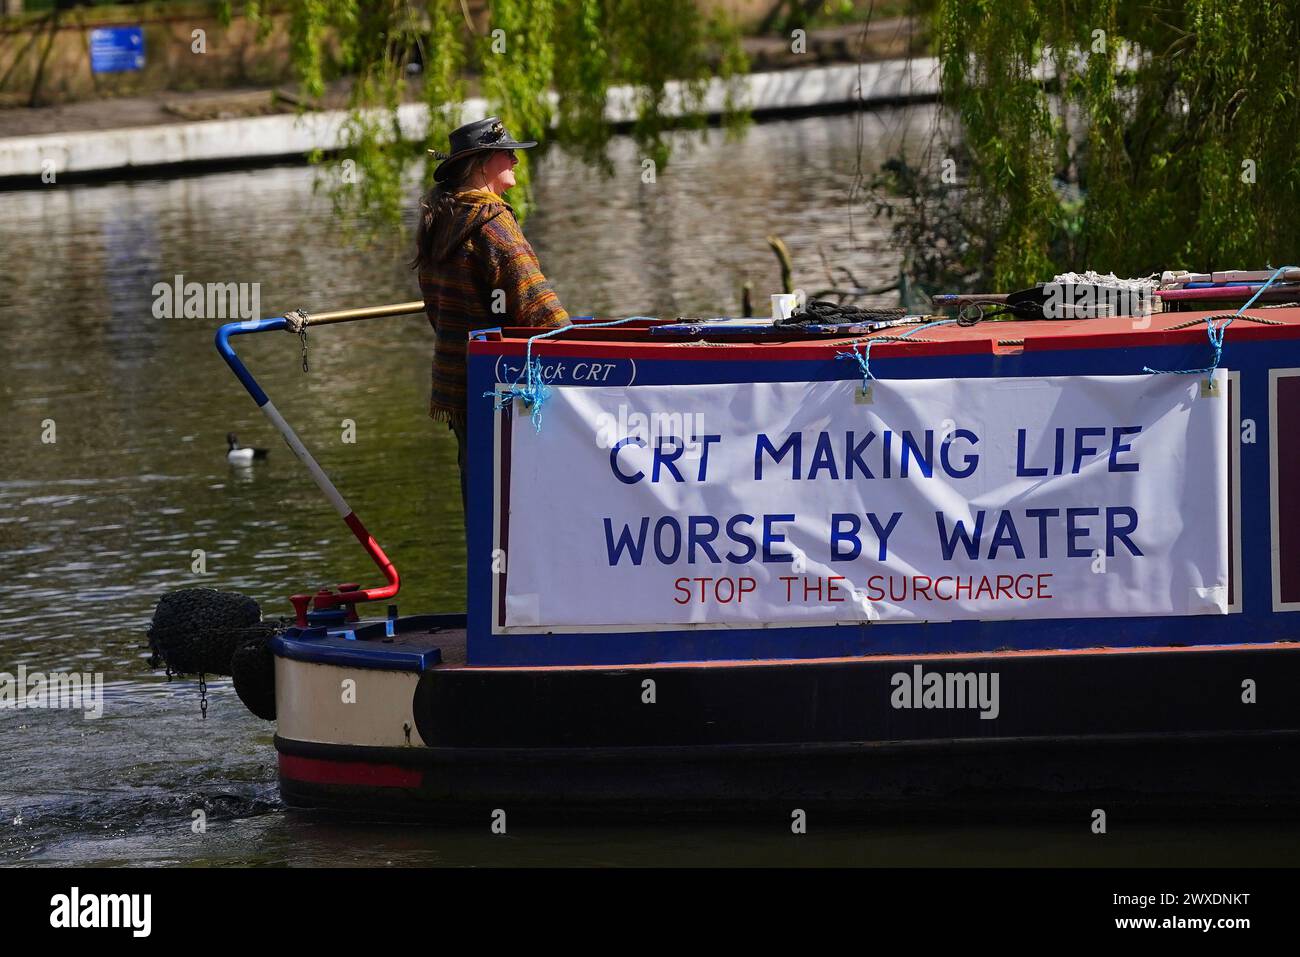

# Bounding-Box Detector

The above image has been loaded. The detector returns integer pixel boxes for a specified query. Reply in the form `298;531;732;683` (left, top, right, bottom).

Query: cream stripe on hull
275;657;426;748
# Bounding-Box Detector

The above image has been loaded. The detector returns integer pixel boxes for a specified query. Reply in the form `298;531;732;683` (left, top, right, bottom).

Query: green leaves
277;0;750;233
554;0;615;174
924;0;1300;286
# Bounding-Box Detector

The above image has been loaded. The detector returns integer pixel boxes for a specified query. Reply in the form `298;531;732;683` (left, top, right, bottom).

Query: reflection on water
0;107;1294;866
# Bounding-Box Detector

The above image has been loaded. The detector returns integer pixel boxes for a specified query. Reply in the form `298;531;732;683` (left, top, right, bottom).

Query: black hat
429;116;537;182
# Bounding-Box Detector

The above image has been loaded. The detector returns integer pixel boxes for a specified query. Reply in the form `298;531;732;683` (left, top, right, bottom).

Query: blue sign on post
89;26;145;74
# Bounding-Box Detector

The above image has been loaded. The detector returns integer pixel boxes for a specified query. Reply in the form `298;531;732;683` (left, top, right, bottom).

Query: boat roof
470;306;1300;360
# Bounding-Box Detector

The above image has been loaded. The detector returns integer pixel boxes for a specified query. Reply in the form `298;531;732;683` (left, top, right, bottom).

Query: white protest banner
501;373;1228;629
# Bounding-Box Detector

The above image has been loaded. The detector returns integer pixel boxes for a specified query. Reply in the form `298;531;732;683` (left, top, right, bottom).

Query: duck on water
226;432;268;465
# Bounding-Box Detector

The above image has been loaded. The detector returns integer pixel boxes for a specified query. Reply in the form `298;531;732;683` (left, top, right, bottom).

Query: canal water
1;108;1296;866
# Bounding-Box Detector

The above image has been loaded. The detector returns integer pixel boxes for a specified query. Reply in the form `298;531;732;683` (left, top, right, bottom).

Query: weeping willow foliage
924;0;1300;289
227;0;749;233
480;0;749;211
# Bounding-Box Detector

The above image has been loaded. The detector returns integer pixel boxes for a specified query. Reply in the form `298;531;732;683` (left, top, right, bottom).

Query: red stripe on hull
279;753;421;789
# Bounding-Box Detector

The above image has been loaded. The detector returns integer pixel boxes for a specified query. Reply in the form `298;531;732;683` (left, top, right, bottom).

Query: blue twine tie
836;318;955;388
1144;265;1296;377
485;316;652;431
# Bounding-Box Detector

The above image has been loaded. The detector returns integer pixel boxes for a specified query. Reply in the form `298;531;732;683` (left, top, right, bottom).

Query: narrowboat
202;288;1300;822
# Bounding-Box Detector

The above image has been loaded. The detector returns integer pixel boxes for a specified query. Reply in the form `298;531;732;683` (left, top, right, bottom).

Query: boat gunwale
468;307;1300;362
271;624;1300;673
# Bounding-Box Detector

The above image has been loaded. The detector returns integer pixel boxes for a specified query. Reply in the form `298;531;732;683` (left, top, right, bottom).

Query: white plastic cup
771;293;798;321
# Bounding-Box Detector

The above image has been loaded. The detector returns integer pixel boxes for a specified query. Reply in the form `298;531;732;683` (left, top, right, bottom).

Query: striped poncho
419;188;569;424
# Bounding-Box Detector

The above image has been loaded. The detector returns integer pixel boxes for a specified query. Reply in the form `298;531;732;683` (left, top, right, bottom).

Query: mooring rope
1162;313;1284;331
835;318;956;388
486;317;653;431
1141;312;1236;377
1143;265;1296;377
284;308;311;372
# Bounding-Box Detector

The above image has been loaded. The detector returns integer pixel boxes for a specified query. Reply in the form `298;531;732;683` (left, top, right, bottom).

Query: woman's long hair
411;153;489;273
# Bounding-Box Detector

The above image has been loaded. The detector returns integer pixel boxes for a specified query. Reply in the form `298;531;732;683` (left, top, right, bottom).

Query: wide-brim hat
429;116;537;182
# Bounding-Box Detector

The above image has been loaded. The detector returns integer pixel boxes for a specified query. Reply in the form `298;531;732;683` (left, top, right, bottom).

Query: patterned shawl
419;188;569;424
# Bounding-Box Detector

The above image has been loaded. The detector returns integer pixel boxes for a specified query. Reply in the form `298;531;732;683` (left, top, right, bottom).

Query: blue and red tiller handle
215;312;407;627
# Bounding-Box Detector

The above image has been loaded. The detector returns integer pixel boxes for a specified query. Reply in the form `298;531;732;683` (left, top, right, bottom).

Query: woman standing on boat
413;117;570;515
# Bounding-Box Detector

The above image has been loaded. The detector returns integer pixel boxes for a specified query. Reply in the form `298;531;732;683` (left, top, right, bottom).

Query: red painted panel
468;308;1300;363
1229;378;1236;608
1277;375;1300;604
497;404;513;629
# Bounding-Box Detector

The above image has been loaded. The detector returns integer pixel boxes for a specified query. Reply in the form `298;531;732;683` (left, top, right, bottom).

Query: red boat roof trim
468;307;1300;361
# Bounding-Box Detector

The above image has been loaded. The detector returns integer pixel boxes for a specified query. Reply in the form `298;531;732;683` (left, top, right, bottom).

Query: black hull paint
413;645;1299;748
276;643;1300;822
277;732;1300;824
